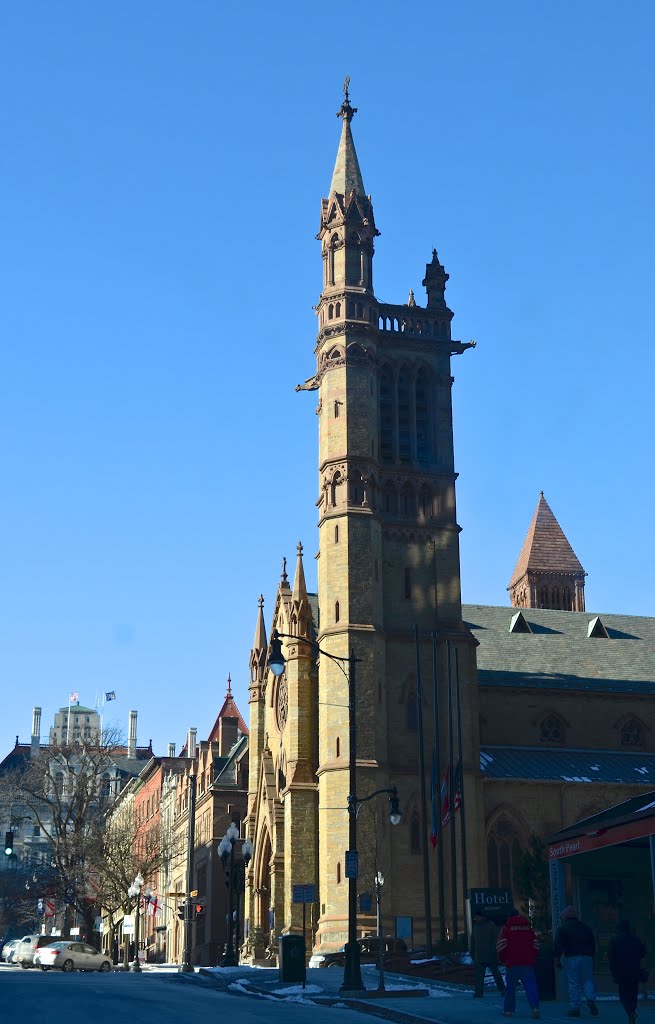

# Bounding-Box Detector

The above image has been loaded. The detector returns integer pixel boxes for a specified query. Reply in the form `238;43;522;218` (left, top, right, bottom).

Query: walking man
471;911;506;998
497;906;541;1019
608;920;646;1024
554;905;599;1017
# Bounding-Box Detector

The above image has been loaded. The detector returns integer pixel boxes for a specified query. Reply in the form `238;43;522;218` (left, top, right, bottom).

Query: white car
36;940;112;972
1;939;21;963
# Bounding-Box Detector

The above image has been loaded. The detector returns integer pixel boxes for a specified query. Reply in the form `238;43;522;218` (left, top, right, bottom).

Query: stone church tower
246;85;482;953
508;492;586;610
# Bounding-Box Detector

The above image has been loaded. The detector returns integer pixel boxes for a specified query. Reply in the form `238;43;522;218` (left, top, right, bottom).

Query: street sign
123;915;135;936
292;884;317;904
70;927;80;936
359;892;372;913
36;898;45;915
166;891;185;897
345;851;359;878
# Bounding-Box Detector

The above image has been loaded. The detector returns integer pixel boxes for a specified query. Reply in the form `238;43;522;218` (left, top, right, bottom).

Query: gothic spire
292;541;308;605
329;77;366;198
252;594;267;654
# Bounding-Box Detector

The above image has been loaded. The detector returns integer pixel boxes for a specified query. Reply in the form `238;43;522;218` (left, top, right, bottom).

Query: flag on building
147;896;162;917
441;768;451;827
453;759;463;813
430;748;438;848
105;691;116;702
69;691;79;703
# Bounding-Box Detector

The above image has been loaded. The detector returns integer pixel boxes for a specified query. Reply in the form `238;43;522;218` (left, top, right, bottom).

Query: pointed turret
207;673;248;751
508;492;587;611
329;79;365;198
292;541;311;639
249;594;268;689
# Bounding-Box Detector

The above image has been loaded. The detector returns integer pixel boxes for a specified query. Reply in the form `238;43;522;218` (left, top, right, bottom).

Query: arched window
487;817;523;890
335;302;341;318
410;810;421;855
539;713;565;745
349;473;363;506
406;692;418;732
415;370;431;464
398;370;411;462
328;303;334;320
420;487;432;519
379;369;393;462
621;719;644;747
330;472;342;507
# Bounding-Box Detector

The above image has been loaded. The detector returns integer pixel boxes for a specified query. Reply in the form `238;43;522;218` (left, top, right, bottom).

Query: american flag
441;768;451;827
453;759;463;813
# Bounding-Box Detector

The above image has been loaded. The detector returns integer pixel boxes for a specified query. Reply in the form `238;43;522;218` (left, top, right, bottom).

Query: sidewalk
191;964;654;1024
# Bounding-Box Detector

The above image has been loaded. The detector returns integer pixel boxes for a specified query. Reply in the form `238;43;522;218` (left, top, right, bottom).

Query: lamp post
178;761;197;974
128;872;144;972
375;871;385;993
269;630;402;995
219;825;253;966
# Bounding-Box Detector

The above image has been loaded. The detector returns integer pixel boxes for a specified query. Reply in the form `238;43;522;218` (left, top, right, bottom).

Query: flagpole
67;695;71;745
414;625;433;957
455;648;469;926
447;640;457;942
432;631;446;942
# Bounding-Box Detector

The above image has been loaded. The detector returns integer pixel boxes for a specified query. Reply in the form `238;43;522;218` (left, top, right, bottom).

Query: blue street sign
345;851;359;878
292;884;317;904
359;892;372;913
36;898;45;915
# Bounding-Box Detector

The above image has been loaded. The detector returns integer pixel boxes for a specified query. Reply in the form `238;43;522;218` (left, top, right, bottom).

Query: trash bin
535;946;556;1001
278;934;306;983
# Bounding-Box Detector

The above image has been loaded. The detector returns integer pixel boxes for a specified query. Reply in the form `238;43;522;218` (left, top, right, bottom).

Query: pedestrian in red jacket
496;908;541;1019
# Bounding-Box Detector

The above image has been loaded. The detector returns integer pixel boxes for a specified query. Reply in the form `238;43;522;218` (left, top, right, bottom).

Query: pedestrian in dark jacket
608;920;646;1024
554;906;598;1017
496;908;540;1019
470;912;506;998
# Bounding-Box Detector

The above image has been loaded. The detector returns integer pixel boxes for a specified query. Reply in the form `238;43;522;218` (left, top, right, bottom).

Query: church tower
311;83;481;948
508;492;586;610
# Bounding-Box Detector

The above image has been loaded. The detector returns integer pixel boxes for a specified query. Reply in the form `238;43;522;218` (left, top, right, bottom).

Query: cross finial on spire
258;594;264;608
297;541;303;557
337;76;357;123
226;673;232;696
281;557;288;583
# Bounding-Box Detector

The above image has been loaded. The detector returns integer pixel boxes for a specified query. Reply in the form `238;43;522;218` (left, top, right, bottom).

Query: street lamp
179;761;197;974
269;630;402;995
127;871;144;973
219;824;253;966
375;872;385;993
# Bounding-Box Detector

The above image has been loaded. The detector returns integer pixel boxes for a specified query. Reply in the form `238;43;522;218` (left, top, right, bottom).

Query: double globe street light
268;629;402;995
218;824;253;966
127;872;145;973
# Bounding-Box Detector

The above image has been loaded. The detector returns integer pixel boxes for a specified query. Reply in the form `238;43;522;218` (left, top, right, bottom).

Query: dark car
309;936;409;969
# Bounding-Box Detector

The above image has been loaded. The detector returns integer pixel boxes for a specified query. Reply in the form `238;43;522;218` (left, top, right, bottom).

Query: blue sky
1;1;653;758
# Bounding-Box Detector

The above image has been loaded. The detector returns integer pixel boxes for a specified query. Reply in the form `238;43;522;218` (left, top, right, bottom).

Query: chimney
128;710;137;759
168;742;176;758
31;707;41;755
218;715;239;757
187;727;197;759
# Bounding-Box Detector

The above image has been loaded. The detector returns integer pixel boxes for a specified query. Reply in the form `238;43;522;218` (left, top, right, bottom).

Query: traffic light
177;902;185;920
194;901;205;918
4;831;13;856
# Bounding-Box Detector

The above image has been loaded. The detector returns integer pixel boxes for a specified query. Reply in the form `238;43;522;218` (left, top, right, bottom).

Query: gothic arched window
621;718;644;747
415;370;431;464
398;370;411;462
406;692;418;732
539;713;565;745
487;818;523;890
410;810;421;855
379;369;393;463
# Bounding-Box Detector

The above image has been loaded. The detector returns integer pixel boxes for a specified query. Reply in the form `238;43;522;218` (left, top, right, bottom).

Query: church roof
480;746;655;785
329;88;365;198
509;492;585;587
207;675;249;741
463;604;655;694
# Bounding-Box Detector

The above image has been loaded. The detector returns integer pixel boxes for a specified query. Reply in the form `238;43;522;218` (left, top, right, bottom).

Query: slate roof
480;746;655;784
509;493;585;587
463;605;655;694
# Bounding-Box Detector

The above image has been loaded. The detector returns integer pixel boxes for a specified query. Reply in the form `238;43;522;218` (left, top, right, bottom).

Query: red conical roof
509;492;585;587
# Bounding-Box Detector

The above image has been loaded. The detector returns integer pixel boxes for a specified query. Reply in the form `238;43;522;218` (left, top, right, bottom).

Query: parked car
1;939;21;963
36;941;112;972
16;934;61;968
309;936;409;969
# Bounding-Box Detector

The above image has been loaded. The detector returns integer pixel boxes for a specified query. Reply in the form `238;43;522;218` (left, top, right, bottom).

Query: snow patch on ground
274;984;324;995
